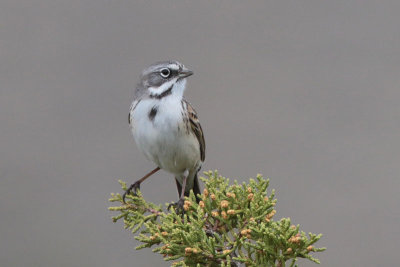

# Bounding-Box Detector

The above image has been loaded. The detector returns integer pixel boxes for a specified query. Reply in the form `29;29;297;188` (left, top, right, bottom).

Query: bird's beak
178;68;194;78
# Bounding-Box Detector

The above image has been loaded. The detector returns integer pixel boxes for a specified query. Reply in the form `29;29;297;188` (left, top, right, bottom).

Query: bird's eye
160;68;171;78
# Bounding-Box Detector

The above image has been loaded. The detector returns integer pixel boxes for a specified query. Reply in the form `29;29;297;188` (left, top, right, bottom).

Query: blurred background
1;1;399;266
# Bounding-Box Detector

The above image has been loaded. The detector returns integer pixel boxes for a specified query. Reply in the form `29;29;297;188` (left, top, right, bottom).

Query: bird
123;61;205;212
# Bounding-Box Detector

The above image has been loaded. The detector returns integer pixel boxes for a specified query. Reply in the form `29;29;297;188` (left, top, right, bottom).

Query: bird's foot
168;198;185;215
122;181;141;203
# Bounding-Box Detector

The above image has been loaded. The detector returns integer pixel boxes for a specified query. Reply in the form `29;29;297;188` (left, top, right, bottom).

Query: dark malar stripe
149;85;173;99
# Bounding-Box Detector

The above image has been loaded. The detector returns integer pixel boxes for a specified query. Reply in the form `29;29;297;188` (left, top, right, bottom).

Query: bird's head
138;61;193;98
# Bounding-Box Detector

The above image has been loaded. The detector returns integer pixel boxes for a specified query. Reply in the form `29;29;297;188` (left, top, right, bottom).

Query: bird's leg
168;170;189;214
123;167;160;203
179;172;188;199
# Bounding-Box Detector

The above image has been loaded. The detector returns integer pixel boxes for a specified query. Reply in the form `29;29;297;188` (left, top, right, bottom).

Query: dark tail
192;173;201;203
175;173;201;203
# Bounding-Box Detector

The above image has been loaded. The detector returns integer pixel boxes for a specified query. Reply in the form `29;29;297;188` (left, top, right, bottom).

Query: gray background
1;1;399;266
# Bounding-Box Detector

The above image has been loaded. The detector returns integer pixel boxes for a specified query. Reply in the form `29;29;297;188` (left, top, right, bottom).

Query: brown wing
128;99;141;125
184;99;205;162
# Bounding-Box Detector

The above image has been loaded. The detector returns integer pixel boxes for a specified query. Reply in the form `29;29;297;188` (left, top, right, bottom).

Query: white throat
171;79;187;97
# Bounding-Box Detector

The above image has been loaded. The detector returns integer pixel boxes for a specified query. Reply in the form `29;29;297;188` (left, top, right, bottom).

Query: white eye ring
160;68;171;78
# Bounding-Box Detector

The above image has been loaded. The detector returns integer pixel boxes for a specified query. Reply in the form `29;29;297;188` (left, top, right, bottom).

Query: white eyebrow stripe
167;64;179;70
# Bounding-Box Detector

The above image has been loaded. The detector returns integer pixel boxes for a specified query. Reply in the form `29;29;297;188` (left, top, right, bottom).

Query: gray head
135;61;193;99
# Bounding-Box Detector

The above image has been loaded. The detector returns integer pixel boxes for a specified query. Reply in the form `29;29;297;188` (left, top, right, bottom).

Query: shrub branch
109;171;325;267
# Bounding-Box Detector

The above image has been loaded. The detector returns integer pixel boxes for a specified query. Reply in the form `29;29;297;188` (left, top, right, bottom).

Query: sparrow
123;61;205;211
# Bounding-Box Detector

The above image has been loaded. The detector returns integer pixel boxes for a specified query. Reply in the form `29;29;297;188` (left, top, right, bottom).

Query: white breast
130;94;201;176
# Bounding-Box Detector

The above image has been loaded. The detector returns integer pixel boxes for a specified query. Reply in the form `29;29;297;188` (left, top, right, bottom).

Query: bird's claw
122;181;141;203
168;198;185;215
